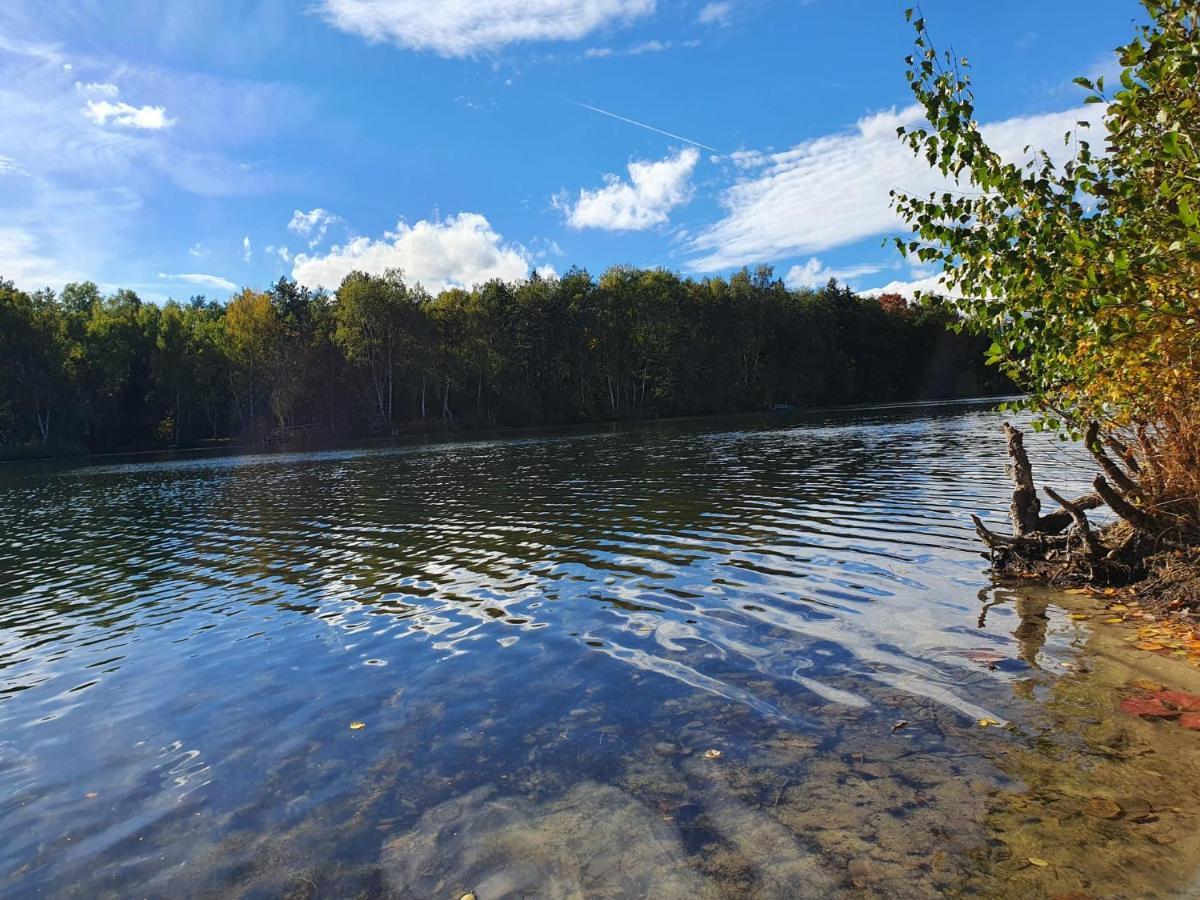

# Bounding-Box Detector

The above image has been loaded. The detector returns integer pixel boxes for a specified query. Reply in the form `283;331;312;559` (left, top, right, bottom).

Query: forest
0;264;1007;456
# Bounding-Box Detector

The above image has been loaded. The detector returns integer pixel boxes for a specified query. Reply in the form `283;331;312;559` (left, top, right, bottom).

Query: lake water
3;400;1200;898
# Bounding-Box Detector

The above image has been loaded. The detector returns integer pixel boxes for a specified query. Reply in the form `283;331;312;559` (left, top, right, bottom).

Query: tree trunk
1004;423;1041;536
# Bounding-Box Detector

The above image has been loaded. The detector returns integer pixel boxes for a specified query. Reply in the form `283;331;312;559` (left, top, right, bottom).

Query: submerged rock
380;782;718;899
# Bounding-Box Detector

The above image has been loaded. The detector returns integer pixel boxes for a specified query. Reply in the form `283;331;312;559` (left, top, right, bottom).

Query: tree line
0;265;1008;455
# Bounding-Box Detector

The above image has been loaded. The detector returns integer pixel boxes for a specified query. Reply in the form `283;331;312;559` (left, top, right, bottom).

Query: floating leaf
1083;797;1122;819
1028;857;1051;867
704;748;722;760
85;792;98;800
892;720;909;732
1130;677;1166;692
1119;697;1179;718
1135;641;1166;651
1179;713;1200;731
349;721;366;730
1069;612;1090;621
1154;690;1200;711
976;717;1001;727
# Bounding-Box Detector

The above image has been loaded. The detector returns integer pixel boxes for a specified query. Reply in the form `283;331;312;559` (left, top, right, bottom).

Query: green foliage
893;1;1200;433
0;267;1007;454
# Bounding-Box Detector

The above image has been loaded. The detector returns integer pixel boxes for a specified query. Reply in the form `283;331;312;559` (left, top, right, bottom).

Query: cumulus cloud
287;207;342;248
317;0;655;57
291;212;535;292
859;271;958;300
82;99;175;130
697;2;732;25
558;147;699;231
784;257;884;289
688;104;1101;272
157;272;237;291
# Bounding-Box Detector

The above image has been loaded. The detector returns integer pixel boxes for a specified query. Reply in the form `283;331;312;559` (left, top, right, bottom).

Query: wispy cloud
82;99;175;130
287;207;343;248
697;2;733;26
242;235;252;262
688;103;1101;272
157;272;237;291
317;0;656;57
576;102;718;152
784;257;883;289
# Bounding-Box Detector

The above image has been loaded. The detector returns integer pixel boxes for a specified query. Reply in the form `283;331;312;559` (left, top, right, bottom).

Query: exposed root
977;423;1200;618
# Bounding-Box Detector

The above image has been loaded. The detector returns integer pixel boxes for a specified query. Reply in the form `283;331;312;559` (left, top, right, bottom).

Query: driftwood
975;420;1161;586
1004;423;1041;537
1044;485;1103;559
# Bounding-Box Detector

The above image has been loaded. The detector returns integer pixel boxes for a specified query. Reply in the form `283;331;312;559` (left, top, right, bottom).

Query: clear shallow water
3;400;1199;898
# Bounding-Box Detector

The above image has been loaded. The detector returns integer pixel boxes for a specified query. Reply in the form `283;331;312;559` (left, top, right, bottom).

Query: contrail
576;102;719;153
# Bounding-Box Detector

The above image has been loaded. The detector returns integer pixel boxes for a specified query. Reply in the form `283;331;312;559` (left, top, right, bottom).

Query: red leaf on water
1119;697;1180;718
1179;713;1200;730
1153;690;1200;711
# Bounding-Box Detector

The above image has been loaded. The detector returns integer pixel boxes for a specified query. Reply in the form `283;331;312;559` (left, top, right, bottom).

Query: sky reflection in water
6;401;1189;898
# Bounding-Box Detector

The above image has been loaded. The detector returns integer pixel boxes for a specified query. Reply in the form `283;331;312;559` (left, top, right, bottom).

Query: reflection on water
2;400;1198;897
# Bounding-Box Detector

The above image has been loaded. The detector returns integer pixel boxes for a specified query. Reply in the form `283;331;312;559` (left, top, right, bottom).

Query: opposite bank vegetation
894;1;1199;613
0;269;1005;456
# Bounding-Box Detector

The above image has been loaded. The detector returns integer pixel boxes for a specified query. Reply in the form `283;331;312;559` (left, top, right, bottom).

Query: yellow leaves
349;721;366;731
703;749;723;760
1027;857;1051;867
1135;641;1167;652
1131;677;1166;692
976;717;1001;728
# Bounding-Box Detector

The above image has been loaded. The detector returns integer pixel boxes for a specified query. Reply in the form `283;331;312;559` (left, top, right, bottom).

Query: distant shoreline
0;393;1019;469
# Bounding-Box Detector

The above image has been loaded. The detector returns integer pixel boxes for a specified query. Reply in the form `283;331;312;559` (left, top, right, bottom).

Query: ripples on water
2;400;1180;897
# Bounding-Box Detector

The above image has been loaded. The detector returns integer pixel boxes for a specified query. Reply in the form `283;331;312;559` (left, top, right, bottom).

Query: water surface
3;401;1199;898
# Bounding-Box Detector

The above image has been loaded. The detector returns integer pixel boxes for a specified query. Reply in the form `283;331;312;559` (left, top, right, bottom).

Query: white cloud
292;212;535;293
0;155;24;176
584;46;613;58
859;271;958;299
558;147;699;231
784;257;884;289
697;2;732;25
318;0;656;57
242;235;252;262
82;99;175;130
629;39;670;54
287;207;342;248
74;81;119;96
265;244;291;263
188;242;208;257
157;272;237;291
0;226;79;287
689;104;1101;272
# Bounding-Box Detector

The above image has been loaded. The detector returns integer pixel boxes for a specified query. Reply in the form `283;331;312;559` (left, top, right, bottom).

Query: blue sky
0;0;1142;301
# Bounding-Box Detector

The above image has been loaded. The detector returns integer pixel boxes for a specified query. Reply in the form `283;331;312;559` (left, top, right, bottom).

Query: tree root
975;423;1195;606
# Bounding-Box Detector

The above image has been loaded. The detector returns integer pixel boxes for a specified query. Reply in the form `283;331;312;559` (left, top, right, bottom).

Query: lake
3;400;1200;898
